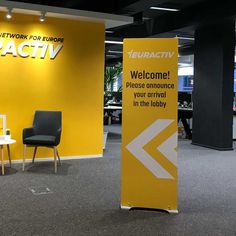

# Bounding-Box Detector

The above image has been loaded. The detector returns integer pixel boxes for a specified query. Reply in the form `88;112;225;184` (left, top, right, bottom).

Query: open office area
0;0;236;235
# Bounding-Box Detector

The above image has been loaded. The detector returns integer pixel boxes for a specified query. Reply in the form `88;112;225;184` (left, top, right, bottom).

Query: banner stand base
120;205;178;214
120;205;131;210
167;210;178;214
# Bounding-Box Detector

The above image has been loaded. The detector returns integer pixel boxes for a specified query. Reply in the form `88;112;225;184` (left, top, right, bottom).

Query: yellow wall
0;13;105;160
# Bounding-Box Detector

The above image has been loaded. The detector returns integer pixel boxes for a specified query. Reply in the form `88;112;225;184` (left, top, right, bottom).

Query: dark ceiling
6;0;236;65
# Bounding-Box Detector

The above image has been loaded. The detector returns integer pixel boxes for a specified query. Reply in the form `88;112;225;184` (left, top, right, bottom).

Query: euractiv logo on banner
128;50;175;58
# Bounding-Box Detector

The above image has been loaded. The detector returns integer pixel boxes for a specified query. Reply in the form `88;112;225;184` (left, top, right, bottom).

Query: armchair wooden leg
56;147;61;165
22;144;27;171
53;147;57;173
32;147;37;163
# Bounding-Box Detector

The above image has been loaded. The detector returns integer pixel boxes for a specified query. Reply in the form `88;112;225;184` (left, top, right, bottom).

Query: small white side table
0;139;16;175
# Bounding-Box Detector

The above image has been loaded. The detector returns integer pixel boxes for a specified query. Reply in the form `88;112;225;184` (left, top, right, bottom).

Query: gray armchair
22;110;62;173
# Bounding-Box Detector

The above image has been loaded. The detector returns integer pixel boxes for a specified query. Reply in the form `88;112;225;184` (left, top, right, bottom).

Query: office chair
22;110;62;173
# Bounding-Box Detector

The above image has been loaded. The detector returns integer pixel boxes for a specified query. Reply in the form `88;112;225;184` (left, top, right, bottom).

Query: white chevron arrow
126;119;177;179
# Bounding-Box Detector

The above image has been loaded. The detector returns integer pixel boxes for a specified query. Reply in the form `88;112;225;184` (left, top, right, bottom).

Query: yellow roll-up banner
121;38;178;212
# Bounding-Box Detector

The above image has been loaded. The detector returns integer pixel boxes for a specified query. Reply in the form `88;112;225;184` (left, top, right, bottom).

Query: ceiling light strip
150;7;179;12
177;36;194;41
106;55;118;58
108;50;123;54
105;40;123;45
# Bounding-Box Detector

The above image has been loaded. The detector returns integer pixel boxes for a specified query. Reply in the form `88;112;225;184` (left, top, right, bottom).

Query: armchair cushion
24;135;56;146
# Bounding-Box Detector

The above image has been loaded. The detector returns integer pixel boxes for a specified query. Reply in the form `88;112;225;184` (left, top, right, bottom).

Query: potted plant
103;63;122;149
104;63;122;105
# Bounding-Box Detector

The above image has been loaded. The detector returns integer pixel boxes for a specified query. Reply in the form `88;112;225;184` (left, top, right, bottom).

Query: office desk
178;108;193;139
0;139;16;175
104;106;122;125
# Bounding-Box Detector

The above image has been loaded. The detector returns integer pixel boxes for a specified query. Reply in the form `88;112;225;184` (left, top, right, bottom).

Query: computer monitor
178;76;193;92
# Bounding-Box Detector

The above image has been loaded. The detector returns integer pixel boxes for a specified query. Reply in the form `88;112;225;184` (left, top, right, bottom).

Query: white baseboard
5;154;103;164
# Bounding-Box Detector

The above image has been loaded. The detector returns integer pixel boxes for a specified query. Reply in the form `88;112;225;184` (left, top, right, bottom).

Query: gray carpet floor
0;125;236;236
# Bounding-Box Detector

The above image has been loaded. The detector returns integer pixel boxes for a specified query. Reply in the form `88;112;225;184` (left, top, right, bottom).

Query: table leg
108;116;111;125
181;118;192;139
107;111;113;125
1;145;4;175
7;144;11;168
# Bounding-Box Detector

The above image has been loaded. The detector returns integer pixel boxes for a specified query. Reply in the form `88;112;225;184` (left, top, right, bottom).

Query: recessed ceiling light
105;30;114;33
108;50;123;54
150;6;179;12
105;40;123;45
